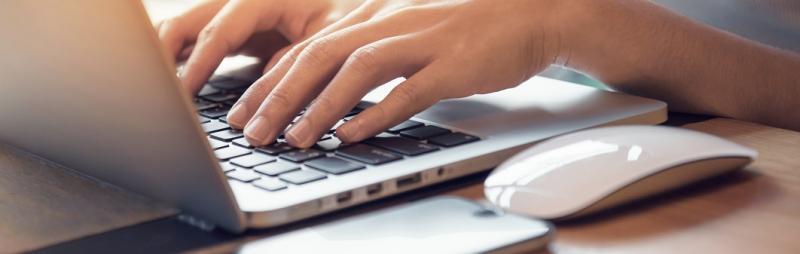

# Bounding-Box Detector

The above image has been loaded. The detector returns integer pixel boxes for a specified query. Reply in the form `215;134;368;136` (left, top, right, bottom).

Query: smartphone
238;196;554;253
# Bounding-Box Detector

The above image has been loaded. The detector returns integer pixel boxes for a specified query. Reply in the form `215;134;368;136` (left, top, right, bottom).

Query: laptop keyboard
196;77;480;192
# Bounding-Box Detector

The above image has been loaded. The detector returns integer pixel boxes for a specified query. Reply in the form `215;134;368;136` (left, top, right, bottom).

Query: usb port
366;184;383;196
396;173;422;189
336;192;352;204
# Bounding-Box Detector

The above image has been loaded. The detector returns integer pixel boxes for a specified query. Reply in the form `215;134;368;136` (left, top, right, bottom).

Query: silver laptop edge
0;0;666;232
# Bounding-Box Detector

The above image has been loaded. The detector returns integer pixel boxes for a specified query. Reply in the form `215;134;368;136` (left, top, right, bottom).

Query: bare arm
560;0;800;130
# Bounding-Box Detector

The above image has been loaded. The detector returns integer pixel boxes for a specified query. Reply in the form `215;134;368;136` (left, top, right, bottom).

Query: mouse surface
484;125;757;220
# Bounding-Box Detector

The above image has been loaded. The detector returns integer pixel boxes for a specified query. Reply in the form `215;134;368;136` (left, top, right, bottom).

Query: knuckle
392;83;421;103
300;37;338;65
312;96;338;114
347;45;382;76
198;24;229;50
266;89;292;109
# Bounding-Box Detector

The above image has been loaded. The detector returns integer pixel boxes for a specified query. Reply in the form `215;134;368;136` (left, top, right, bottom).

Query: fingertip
335;118;363;144
244;116;272;146
227;103;249;129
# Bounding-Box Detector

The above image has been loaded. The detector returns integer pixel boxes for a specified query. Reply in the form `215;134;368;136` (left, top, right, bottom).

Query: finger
226;7;373;130
286;36;432;148
242;20;414;146
180;0;280;95
336;61;456;143
156;0;228;60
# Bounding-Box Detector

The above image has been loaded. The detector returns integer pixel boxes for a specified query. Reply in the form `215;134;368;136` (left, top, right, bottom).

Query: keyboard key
336;144;402;165
315;137;344;151
254;161;300;176
428;132;480;147
230;153;276;168
226;169;261;182
202;92;239;103
194;100;218;111
354;101;374;110
328;120;346;133
388;120;424;133
279;170;327;185
365;136;438;156
400;125;450;140
208;78;251;91
215;146;250;160
207;138;228;150
256;142;295;155
232;138;253;148
202;121;229;133
253;178;287;191
210;129;245;142
200;107;229;119
279;149;325;163
219;162;236;172
305;157;365;175
198;116;211;123
198;86;221;97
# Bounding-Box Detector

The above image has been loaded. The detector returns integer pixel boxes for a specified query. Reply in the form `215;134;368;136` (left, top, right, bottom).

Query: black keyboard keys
200;107;229;119
336;144;401;165
279;170;326;185
279;149;325;163
305;157;364;175
365;136;438;156
428;132;480;147
202;92;239;103
210;129;245;142
253;161;300;176
208;79;251;91
256;142;295;155
195;100;218;111
399;125;450;140
387;120;423;133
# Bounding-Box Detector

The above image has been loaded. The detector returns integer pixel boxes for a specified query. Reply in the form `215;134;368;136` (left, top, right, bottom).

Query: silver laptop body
0;0;666;232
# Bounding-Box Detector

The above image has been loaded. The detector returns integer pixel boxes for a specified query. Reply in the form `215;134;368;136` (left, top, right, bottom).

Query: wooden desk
446;118;800;253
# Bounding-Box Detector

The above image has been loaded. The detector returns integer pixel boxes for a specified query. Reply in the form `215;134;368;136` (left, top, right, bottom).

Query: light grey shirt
655;0;800;52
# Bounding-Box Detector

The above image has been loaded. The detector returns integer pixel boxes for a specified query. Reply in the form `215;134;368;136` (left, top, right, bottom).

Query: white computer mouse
484;125;757;220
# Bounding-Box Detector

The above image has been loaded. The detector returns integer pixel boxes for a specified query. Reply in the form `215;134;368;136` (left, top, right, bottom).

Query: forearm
558;0;800;130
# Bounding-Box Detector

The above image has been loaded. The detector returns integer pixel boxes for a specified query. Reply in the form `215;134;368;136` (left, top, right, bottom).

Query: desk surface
33;117;800;254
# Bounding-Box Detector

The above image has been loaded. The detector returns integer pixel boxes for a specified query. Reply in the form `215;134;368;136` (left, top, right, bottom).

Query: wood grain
0;145;177;253
446;118;800;253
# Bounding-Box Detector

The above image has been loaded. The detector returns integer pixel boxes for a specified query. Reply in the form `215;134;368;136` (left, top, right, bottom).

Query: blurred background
144;0;800;89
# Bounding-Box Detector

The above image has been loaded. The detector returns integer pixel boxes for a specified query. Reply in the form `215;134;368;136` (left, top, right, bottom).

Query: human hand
155;0;364;95
224;0;570;148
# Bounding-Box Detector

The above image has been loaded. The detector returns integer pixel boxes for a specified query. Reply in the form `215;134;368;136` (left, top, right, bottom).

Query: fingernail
245;116;270;145
336;119;362;143
286;119;311;147
227;103;249;129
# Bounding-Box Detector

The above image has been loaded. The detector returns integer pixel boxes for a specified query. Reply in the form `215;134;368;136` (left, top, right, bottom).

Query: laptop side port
396;173;422;189
366;183;383;196
336;191;352;204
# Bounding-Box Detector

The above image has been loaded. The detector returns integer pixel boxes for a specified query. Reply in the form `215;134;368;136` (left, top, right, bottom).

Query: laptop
0;1;666;232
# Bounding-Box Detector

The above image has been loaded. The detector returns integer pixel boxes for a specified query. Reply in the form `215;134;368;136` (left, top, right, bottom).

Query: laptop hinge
177;214;217;231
